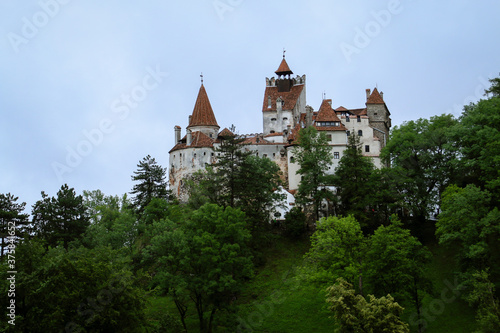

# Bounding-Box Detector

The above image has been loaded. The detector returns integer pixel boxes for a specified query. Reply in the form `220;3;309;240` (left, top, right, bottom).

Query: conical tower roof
188;84;219;128
275;58;293;76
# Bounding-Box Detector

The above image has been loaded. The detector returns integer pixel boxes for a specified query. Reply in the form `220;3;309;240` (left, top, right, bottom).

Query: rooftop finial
283;48;286;58
200;72;204;85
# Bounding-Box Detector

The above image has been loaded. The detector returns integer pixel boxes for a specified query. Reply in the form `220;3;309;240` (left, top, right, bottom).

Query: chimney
380;91;384;100
306;105;313;127
188;115;192;126
366;89;371;101
186;129;192;146
174;126;181;144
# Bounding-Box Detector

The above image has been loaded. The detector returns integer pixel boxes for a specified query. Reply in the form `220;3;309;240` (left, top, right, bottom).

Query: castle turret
366;87;391;148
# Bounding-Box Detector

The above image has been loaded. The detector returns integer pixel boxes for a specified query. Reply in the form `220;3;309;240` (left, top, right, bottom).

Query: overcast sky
1;0;499;212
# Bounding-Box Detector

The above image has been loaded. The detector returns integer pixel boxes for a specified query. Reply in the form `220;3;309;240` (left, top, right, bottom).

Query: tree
436;184;500;274
0;193;29;260
464;270;500;333
213;132;252;208
31;184;89;249
186;134;284;236
366;217;432;331
452;94;500;201
236;155;284;233
484;74;500;97
130;155;170;216
143;204;254;333
294;126;334;222
82;190;138;252
283;206;307;239
0;241;147;332
326;278;410;333
332;134;375;227
304;215;366;293
381;114;459;222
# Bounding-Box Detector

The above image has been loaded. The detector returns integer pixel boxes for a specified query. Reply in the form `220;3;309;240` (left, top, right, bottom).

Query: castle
168;56;391;203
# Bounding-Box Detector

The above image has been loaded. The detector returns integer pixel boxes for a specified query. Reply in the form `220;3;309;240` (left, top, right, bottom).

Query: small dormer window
271;118;277;121
346;116;350;122
270;130;275;134
283;117;288;121
268;96;272;108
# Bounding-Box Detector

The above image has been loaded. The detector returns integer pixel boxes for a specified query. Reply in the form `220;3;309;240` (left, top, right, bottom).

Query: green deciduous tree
294;126;334;222
0;241;147;332
382;114;459;222
143;204;254;333
304;215;366;292
31;184;89;249
0;193;29;260
326;278;410;333
366;217;432;330
130;155;170;216
82;190;138;252
436;184;500;273
464;270;500;333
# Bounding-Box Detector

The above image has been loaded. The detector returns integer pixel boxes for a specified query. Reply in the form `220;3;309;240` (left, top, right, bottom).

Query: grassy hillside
145;230;477;332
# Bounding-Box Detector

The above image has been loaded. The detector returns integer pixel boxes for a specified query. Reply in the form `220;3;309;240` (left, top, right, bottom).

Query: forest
1;76;499;332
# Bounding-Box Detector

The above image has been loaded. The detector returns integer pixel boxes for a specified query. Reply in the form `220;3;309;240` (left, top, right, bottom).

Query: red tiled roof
188;84;219;128
264;132;284;137
336;106;348;111
275;58;293;75
168;131;215;153
350;108;368;116
366;87;384;104
316;99;342;122
218;128;235;137
262;85;304;112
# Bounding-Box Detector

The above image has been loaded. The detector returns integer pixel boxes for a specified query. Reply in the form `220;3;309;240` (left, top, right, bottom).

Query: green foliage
463;270;500;333
382;114;459;222
143;204;254;333
332;134;375;227
82;191;138;252
186;135;284;237
326;278;410;333
130;155;170;216
436;184;500;272
453;96;500;198
304;215;365;289
31;184;89;249
0;193;28;260
0;241;147;332
294;126;334;221
283;206;307;239
366;218;432;299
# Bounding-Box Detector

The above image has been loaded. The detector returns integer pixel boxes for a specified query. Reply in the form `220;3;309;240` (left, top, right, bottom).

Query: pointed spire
188;84;219;128
275;55;293;76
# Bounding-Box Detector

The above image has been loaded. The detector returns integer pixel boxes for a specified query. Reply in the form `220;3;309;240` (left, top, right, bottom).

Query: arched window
346;130;350;136
358;130;363;136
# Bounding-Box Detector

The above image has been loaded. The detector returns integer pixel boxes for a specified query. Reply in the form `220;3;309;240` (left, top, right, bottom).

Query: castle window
326;134;332;141
271;118;277;121
357;116;361;122
211;152;214;156
204;152;206;156
346;116;350;122
273;153;276;157
365;145;370;152
270;130;275;134
347;130;350;136
263;154;268;158
283;117;288;121
290;156;295;163
374;112;378;116
358;130;363;136
334;152;340;159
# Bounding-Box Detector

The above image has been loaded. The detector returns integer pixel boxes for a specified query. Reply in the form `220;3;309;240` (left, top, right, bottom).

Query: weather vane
200;72;203;84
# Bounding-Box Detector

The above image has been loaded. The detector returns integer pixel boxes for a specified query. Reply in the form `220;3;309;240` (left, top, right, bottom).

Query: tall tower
365;88;391;148
262;55;306;136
